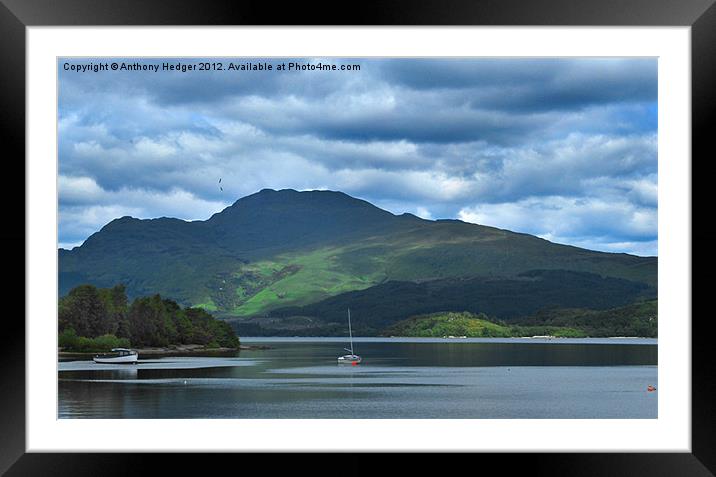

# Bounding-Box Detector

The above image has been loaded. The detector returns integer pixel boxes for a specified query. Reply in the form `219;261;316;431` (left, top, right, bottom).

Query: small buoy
647;385;656;392
183;380;187;385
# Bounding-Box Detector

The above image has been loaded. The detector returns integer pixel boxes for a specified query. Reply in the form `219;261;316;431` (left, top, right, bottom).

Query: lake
58;337;658;419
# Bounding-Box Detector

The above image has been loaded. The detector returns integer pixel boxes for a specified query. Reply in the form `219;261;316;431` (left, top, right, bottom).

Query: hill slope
59;189;657;317
269;270;656;334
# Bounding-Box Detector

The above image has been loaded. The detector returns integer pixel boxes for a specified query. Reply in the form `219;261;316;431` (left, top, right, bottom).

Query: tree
60;284;240;348
99;284;129;336
58;284;110;337
128;295;170;347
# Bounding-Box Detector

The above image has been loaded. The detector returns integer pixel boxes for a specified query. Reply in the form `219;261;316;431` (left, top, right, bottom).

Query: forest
58;284;239;352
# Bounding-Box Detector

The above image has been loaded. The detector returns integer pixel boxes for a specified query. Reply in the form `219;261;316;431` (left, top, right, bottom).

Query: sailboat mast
348;308;354;355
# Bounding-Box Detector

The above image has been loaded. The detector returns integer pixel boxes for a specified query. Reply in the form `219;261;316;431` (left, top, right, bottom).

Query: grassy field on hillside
201;228;656;318
228;245;388;316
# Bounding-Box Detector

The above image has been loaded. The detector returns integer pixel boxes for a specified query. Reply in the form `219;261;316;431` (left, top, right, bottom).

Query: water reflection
59;338;657;419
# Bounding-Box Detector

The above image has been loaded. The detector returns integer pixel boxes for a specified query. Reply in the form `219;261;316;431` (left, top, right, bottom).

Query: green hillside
383;311;586;338
382;301;657;339
512;299;658;337
383;311;515;337
59;189;658;322
268;270;655;333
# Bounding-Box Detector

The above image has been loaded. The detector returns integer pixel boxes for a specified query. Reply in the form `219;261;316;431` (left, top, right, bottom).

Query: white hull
93;354;138;364
337;309;361;364
337;354;362;364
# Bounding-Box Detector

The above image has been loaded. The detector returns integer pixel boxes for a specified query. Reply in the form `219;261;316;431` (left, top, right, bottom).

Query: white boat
93;348;138;364
337;308;362;365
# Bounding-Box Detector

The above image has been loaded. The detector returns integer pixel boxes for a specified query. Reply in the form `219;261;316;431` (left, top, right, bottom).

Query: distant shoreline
242;335;658;345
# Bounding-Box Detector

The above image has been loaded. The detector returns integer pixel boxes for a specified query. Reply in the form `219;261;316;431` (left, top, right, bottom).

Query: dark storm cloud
381;58;657;111
58;57;658;255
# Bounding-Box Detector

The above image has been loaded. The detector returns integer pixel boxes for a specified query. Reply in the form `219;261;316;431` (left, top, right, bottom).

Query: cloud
457;196;657;256
58;174;226;245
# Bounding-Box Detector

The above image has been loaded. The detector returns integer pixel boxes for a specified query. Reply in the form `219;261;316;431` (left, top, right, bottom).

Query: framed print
3;0;713;474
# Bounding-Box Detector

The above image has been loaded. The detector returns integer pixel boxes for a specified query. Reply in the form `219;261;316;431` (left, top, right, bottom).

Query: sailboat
337;308;362;364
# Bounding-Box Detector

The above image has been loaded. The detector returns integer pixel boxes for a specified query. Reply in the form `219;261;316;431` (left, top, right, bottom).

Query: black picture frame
2;0;712;475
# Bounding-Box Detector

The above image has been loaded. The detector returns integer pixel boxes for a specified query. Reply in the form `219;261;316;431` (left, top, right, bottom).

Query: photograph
0;0;709;469
57;56;659;419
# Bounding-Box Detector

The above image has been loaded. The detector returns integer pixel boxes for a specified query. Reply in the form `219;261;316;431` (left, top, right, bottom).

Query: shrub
58;332;130;352
58;328;80;350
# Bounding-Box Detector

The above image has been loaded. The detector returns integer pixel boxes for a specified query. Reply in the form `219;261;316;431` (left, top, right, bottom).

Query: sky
58;57;658;256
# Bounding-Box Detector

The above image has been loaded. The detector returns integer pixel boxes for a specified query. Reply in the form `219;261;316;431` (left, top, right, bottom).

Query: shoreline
58;343;271;358
242;335;658;338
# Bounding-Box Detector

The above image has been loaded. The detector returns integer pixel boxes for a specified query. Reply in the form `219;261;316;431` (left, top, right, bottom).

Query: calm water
58;337;658;419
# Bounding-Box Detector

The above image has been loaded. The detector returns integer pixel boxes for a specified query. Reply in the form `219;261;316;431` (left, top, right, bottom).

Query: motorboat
93;348;138;364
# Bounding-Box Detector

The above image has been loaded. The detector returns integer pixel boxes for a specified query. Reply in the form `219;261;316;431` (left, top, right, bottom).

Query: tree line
59;284;239;350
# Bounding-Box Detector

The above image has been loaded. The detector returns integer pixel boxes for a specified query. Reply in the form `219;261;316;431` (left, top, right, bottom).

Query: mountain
59;189;421;304
59;189;657;329
268;270;655;334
